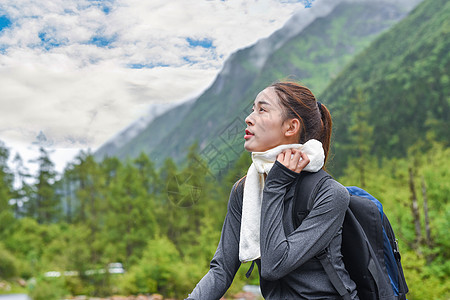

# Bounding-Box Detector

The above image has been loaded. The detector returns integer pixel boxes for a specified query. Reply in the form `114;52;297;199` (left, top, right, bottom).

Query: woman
186;82;358;299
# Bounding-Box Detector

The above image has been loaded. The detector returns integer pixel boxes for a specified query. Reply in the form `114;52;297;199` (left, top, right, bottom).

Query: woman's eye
259;107;265;112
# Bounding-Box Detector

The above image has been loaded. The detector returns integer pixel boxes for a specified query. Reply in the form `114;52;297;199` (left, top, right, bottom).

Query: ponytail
317;102;332;166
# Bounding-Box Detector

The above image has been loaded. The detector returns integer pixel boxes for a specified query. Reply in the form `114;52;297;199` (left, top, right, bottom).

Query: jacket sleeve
259;161;349;281
186;181;243;299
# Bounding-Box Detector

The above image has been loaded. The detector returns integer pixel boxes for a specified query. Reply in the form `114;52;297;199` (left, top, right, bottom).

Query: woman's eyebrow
256;100;271;106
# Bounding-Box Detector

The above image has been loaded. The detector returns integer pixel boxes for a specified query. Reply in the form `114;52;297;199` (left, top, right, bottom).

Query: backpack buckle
315;248;328;260
394;239;401;261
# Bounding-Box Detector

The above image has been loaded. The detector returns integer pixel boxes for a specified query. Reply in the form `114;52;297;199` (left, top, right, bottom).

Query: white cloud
0;62;218;147
1;0;304;70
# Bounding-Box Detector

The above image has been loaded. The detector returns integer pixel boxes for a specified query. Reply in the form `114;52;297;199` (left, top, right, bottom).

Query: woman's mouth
244;129;254;140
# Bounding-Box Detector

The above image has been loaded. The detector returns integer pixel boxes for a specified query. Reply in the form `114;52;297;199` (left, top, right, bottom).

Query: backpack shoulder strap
292;170;351;299
292;169;332;228
316;249;352;300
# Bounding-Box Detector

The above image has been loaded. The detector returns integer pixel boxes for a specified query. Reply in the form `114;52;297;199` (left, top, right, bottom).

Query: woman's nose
245;113;254;126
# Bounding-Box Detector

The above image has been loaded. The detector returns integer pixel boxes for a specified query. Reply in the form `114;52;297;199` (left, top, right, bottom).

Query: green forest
0;137;449;299
320;0;450;174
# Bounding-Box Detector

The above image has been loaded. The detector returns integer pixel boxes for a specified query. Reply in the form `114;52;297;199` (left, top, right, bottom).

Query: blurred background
0;0;449;299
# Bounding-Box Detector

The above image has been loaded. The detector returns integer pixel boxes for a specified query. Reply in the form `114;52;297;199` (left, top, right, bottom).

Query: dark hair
270;82;333;166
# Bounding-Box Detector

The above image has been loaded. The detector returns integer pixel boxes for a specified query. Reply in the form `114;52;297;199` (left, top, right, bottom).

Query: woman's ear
284;118;301;138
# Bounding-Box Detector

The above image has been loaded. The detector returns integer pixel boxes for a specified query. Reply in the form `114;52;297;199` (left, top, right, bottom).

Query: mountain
95;0;424;176
95;101;186;159
320;0;450;173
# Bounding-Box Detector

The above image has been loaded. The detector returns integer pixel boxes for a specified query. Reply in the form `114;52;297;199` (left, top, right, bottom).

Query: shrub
28;276;68;300
0;243;18;279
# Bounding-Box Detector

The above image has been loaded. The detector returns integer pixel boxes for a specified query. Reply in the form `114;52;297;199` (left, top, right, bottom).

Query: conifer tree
133;152;159;196
158;157;179;239
179;143;211;247
0;141;15;237
60;165;76;223
348;89;374;187
101;155;122;186
223;151;251;192
70;151;106;266
10;153;32;218
31;147;60;223
71;151;105;224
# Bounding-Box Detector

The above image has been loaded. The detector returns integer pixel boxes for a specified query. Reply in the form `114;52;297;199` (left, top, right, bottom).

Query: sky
0;0;315;174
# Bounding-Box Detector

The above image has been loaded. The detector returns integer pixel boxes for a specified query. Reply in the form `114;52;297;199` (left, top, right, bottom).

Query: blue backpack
293;170;409;300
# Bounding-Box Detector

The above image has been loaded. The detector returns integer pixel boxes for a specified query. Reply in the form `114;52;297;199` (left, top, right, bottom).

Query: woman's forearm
259;162;349;281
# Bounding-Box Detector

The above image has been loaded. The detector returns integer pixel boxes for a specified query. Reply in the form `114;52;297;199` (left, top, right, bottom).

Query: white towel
239;139;325;263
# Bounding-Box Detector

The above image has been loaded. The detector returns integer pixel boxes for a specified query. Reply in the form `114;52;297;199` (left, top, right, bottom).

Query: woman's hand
276;149;310;173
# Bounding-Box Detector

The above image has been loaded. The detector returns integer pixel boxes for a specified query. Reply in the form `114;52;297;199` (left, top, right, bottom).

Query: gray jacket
187;161;358;299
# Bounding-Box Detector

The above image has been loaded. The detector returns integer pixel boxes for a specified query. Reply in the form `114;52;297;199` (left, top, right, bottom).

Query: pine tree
0;141;15;237
133;152;159;196
60;165;76;223
102;156;122;187
28;147;60;223
71;151;105;224
348;89;374;187
158;157;179;239
223;151;251;192
70;151;107;267
10;153;32;218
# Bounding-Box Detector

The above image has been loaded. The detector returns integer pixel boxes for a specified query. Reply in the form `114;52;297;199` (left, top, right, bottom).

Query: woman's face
244;87;292;152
